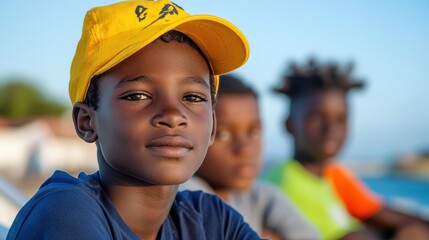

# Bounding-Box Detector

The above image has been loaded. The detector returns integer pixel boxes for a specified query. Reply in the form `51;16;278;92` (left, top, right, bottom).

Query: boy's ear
209;110;217;146
72;102;98;143
285;117;295;136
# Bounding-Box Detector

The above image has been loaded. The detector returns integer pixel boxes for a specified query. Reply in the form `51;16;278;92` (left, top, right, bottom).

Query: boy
7;1;262;239
263;59;429;240
180;75;320;240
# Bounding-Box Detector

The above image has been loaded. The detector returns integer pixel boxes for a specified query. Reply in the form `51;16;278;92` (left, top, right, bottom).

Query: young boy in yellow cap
7;1;261;239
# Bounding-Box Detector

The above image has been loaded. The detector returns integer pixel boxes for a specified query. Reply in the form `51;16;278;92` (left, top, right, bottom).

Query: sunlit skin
73;40;215;239
196;94;262;200
287;88;348;176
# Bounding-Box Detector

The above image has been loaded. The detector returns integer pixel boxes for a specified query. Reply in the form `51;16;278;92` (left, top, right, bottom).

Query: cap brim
176;15;250;75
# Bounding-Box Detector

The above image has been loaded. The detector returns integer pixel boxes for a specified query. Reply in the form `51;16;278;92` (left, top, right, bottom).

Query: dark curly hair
273;58;365;98
273;58;366;119
83;30;216;110
218;74;258;99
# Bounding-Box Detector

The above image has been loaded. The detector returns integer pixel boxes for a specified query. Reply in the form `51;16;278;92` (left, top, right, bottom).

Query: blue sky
1;1;428;164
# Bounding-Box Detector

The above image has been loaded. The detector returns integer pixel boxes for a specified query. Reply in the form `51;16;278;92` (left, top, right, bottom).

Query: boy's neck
294;152;329;177
99;171;178;239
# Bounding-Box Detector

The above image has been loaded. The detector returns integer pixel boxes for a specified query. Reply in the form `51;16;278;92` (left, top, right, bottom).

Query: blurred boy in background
180;74;320;240
263;59;429;240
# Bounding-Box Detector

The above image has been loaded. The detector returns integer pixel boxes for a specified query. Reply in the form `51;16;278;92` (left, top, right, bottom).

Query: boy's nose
233;135;253;158
323;120;342;137
151;107;188;129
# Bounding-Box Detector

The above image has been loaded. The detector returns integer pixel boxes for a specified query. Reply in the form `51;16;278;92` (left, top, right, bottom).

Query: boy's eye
216;130;231;142
120;92;150;101
249;128;261;139
336;115;348;125
183;94;207;103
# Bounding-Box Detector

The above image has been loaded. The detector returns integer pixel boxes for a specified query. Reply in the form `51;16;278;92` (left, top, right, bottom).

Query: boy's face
85;40;215;185
196;94;262;191
288;89;348;161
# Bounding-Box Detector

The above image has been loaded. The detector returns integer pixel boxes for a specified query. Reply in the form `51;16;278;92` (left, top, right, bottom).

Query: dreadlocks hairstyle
218;74;258;99
83;30;216;110
272;58;365;98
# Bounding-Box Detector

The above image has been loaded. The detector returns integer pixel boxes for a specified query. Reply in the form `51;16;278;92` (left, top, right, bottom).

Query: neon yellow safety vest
262;160;361;240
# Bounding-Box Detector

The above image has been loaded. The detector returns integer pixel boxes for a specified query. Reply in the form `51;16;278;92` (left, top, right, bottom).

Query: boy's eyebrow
114;76;210;90
183;77;210;90
115;76;152;89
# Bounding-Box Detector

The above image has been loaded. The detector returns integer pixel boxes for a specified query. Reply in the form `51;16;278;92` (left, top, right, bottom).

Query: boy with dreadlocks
263;59;429;240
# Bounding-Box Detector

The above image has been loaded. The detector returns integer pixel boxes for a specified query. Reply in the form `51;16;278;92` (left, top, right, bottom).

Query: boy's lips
146;136;193;158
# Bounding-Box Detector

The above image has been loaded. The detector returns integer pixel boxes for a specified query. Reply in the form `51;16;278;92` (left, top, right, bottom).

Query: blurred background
0;0;428;229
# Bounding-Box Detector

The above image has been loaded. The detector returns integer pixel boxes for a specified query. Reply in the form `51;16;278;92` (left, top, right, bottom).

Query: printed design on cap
135;5;148;22
135;2;184;30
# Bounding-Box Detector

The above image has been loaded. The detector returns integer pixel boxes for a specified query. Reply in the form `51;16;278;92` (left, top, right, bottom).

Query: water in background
362;175;429;219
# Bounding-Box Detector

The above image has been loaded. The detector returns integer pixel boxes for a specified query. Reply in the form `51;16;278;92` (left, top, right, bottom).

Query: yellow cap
69;0;250;104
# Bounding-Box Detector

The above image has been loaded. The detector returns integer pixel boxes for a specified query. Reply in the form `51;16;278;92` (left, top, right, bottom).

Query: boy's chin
311;146;340;161
321;142;342;158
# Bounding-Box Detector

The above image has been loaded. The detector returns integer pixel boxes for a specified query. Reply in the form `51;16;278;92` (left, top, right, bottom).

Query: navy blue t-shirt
7;171;261;239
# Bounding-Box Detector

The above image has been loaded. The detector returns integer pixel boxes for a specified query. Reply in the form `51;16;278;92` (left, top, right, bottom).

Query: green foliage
0;79;67;118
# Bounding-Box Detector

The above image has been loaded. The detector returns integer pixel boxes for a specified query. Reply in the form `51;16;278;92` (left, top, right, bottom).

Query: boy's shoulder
16;170;102;213
6;171;134;239
27;170;103;209
174;190;235;222
173;190;261;239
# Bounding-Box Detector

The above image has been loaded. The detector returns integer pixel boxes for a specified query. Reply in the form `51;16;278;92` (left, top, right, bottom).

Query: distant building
393;152;429;177
0;116;97;180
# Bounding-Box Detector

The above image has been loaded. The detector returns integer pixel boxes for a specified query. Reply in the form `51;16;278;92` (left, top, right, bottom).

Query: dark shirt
7;171;260;239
